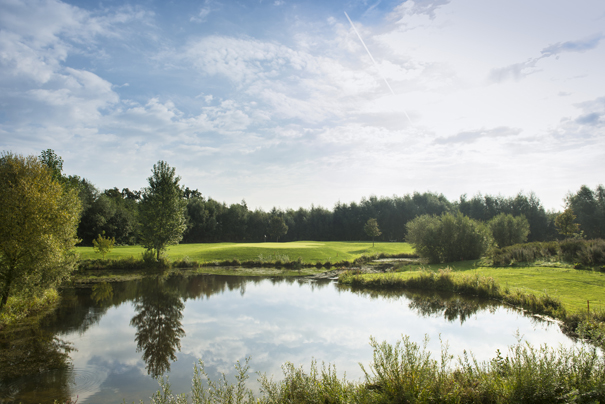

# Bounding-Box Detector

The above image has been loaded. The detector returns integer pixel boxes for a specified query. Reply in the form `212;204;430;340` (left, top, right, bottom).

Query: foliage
0;288;60;327
555;207;582;239
364;218;382;247
490;239;605;266
566;184;605;239
406;212;492;263
150;335;605;404
0;153;81;310
488;213;530;247
92;231;115;259
458;191;557;242
269;215;288;242
139;161;187;260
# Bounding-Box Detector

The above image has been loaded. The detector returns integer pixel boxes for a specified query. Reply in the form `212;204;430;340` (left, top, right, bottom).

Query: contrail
344;11;412;125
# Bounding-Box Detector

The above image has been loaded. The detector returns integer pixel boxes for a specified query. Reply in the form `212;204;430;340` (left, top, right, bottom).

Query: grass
149;334;605;404
0;288;60;329
352;261;605;314
76;241;415;265
73;266;326;284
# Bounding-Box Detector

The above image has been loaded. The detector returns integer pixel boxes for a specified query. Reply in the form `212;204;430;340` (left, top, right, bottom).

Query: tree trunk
0;271;12;310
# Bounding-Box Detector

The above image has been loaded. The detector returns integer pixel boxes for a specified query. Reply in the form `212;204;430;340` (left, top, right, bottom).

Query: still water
0;274;577;403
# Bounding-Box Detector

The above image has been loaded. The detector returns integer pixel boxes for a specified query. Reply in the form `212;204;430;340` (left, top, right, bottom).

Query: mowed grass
76;241;415;263
364;261;605;314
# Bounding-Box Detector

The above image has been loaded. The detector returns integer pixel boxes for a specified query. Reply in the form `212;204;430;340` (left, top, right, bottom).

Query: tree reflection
0;325;74;403
130;276;185;378
336;284;501;324
91;282;113;306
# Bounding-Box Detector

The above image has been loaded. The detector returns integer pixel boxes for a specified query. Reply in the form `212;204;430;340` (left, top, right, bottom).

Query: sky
1;0;604;212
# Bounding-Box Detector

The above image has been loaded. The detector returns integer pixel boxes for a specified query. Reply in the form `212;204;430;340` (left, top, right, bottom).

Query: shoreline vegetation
150;334;605;404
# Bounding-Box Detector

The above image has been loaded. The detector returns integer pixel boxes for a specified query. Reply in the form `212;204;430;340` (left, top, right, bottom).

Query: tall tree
269;216;288;242
0;153;81;310
364;218;382;247
139;161;187;260
555;208;581;239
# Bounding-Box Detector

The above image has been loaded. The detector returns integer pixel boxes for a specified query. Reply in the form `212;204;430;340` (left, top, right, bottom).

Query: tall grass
340;268;567;325
490;239;605;267
149;335;605;404
0;288;60;328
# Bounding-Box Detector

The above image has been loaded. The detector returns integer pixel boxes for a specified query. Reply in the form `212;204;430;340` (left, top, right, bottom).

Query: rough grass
76;241;416;264
0;288;60;329
149;335;605;404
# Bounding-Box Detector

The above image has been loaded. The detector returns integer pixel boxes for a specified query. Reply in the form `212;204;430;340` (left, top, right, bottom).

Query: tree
139;161;187;261
406;212;491;263
566;185;605;239
0;153;81;310
364;218;382;247
488;213;530;248
39;149;64;182
555;208;581;239
92;231;115;259
269;216;288;242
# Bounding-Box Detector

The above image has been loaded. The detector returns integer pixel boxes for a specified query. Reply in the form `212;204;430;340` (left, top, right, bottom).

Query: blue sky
1;0;604;211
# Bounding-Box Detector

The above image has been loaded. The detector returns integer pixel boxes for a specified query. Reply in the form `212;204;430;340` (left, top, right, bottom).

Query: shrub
490;239;605;266
406;212;492;263
488;213;530;248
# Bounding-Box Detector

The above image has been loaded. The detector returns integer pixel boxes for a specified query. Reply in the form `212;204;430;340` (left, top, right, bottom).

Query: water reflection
337;284;502;324
0;325;74;403
91;283;113;306
0;273;575;404
130;276;185;378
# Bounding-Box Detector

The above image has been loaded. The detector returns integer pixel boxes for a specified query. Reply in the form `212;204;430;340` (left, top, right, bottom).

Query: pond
0;273;577;403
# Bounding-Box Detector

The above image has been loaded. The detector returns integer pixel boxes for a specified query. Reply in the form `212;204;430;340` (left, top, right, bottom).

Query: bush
406;212;491;263
490;239;605;266
488;213;530;248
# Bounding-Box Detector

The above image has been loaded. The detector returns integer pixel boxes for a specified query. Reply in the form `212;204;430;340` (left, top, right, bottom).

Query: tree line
74;174;604;246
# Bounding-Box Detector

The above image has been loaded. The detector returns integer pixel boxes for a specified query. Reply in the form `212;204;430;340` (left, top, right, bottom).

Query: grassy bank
76;241;415;263
149;334;605;404
341;262;605;313
0;288;60;329
339;264;605;343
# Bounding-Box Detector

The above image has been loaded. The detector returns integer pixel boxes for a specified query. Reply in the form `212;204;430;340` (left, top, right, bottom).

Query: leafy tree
39;149;64;182
139;161;187;260
488;213;530;247
269;216;288;242
364;218;382;247
0;153;81;310
566;185;605;239
406;212;491;263
555;208;581;239
92;231;115;259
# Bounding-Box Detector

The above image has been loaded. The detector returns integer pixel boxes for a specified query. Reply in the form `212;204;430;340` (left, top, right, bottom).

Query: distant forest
75;176;605;246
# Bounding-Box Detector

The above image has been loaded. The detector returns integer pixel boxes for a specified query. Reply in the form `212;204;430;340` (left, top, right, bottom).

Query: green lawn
366;262;605;313
77;241;415;263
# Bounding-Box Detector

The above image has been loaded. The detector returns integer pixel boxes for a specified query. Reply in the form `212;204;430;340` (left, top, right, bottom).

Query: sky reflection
6;275;578;403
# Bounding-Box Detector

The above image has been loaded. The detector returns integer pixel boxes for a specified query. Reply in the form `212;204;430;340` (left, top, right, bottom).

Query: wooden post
587;300;590;313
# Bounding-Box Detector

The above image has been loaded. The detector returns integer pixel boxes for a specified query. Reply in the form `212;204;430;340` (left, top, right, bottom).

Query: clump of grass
0;288;60;328
173;256;200;269
149;335;605;404
491;239;605;267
